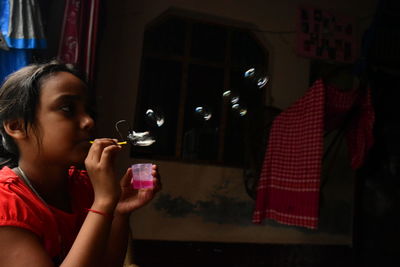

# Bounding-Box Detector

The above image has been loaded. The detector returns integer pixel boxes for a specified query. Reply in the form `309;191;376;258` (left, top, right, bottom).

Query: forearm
60;201;116;267
104;213;130;267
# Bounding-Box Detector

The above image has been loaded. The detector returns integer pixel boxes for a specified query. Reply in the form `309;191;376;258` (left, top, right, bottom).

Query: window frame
132;11;269;167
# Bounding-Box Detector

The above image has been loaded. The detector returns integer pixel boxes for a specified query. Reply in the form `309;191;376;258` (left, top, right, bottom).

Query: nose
81;112;95;130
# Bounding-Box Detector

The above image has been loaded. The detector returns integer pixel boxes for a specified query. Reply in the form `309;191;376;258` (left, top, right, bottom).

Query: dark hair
0;60;87;168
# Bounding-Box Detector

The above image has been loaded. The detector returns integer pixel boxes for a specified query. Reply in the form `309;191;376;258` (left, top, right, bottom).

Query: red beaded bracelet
85;208;114;220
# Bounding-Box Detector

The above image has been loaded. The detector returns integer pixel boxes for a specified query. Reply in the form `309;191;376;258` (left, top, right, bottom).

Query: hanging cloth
58;0;100;82
0;0;46;83
252;79;374;229
0;0;46;49
325;81;375;169
0;31;9;50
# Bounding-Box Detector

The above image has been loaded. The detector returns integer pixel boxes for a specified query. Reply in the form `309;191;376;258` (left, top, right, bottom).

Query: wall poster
296;6;358;63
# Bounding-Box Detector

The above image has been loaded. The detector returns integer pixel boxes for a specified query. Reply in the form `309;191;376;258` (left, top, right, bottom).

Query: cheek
39;131;71;153
26;126;43;149
43;123;73;139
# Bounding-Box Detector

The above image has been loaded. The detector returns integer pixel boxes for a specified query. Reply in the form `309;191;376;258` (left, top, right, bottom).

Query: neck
17;161;71;210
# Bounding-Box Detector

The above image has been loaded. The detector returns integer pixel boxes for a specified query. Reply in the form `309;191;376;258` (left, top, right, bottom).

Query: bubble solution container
131;163;154;189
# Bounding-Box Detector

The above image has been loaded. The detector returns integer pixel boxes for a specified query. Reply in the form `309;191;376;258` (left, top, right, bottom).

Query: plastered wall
94;0;377;244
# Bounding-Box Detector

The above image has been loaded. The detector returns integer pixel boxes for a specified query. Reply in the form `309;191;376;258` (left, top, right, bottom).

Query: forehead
39;71;87;100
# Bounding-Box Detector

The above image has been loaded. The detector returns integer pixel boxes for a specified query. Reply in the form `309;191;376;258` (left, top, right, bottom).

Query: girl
0;61;160;266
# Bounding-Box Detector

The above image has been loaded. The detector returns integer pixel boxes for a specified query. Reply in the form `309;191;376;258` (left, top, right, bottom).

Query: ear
3;119;27;140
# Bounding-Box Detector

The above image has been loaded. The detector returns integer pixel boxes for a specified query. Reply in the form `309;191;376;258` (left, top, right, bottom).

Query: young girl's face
27;71;95;166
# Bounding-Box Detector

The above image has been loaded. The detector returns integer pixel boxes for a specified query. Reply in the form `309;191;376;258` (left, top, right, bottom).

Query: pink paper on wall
296;7;358;63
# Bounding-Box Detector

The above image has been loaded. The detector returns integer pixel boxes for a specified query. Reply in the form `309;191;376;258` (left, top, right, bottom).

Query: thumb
120;168;132;187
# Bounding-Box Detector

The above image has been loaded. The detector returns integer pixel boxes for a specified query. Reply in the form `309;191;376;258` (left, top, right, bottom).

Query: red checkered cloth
252;79;374;229
325;81;375;169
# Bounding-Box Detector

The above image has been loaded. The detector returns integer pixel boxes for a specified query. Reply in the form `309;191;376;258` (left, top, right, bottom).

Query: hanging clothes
252;79;374;229
0;31;9;50
0;0;46;82
324;81;375;169
0;0;46;49
58;0;100;82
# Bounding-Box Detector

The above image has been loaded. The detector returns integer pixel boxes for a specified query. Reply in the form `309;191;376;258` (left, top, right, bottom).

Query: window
132;13;269;167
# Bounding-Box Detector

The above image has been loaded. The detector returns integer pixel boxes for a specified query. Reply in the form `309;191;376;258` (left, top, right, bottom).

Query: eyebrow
53;94;84;102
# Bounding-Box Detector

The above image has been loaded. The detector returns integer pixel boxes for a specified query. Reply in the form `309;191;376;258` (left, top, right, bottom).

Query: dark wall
354;1;400;264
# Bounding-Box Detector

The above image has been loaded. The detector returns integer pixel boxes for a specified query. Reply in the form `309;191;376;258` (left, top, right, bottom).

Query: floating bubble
222;90;232;99
243;67;269;89
114;120;156;147
230;95;240;105
223;91;241;108
257;76;269;88
135;139;156;146
231;103;248;117
145;108;165;127
244;68;256;78
194;106;212;121
127;131;156;146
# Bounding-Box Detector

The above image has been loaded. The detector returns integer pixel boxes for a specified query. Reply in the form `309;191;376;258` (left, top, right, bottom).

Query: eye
60;104;75;114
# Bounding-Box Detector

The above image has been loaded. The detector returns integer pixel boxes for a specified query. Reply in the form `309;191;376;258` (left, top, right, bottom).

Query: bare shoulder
0;226;53;267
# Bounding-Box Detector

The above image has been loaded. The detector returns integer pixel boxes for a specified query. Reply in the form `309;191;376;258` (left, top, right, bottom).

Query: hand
115;165;161;216
84;138;122;211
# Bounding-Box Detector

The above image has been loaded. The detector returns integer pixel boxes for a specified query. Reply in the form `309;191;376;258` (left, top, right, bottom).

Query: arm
0;139;122;267
61;200;116;267
0;201;117;267
103;166;160;267
62;139;122;267
0;227;54;267
103;213;130;267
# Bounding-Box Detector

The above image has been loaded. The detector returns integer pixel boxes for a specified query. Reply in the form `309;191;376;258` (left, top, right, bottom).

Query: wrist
91;197;118;215
113;209;130;219
86;208;114;220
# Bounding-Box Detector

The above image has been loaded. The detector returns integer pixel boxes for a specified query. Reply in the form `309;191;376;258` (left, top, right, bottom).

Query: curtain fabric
58;0;100;82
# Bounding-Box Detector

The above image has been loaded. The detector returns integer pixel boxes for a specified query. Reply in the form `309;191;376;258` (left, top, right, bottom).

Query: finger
99;144;122;166
86;139;103;163
87;139;117;163
120;168;132;187
151;164;160;180
97;138;121;159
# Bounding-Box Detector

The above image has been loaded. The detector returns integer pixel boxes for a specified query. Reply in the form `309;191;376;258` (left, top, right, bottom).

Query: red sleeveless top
0;166;94;263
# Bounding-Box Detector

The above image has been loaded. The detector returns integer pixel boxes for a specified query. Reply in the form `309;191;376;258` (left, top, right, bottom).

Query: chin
70;150;89;166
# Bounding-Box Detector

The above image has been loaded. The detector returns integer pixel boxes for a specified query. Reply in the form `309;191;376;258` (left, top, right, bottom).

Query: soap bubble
127;131;156;146
222;90;232;99
231;103;248;117
244;68;256;78
114;120;156;147
145;108;165;127
257;76;269;88
230;95;240;105
244;67;268;89
223;90;240;106
194;106;212;121
135;139;156;146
